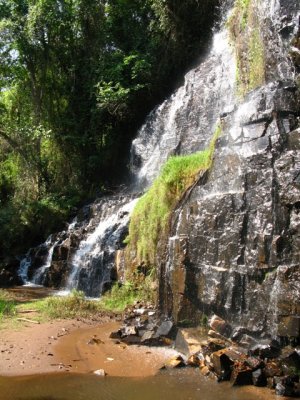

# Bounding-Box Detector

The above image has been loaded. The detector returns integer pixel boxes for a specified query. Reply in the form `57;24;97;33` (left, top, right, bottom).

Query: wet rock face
159;80;300;342
23;194;137;296
0;258;22;287
154;0;300;345
128;0;300;347
130;26;236;189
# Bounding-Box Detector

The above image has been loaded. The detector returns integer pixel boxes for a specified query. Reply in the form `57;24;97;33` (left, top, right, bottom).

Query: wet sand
0;318;177;377
55;321;178;376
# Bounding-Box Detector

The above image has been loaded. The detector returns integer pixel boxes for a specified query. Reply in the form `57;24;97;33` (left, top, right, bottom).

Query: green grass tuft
228;0;265;96
248;27;265;90
126;124;221;266
99;277;152;311
0;290;16;318
32;290;101;319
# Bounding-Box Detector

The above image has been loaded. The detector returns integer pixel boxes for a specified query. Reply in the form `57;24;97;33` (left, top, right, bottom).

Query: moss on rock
125;124;222;268
228;0;265;96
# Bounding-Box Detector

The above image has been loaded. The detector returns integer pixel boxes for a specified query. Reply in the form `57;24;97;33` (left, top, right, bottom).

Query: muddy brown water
0;369;280;400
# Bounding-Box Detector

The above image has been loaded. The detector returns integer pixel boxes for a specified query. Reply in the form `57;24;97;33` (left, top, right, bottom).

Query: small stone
87;338;104;345
209;315;232;337
211;349;242;381
122;326;138;337
94;369;106;376
207;338;227;352
162;337;173;346
109;330;122;339
164;355;185;369
252;368;267;387
154;321;174;338
187;354;202;367
200;366;210;376
134;308;146;315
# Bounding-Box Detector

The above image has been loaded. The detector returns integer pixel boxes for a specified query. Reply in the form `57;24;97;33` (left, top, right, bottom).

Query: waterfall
64;197;139;297
31;238;58;285
131;24;236;188
18;8;237;297
48;11;237;298
18;254;32;285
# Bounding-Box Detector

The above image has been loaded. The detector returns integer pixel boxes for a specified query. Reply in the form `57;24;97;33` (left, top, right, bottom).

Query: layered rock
156;0;300;344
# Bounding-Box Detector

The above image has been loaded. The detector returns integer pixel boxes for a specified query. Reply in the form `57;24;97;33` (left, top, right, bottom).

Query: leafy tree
0;0;219;260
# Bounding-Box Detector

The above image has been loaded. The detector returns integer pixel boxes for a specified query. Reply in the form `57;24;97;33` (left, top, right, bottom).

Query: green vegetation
248;27;265;90
126;124;222;266
236;0;251;31
0;0;219;260
0;283;155;327
0;289;16;318
228;0;265;96
31;290;101;319
100;275;155;311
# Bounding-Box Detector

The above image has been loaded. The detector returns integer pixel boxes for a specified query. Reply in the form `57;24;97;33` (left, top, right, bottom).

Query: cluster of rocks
109;301;176;346
111;308;300;397
174;316;300;398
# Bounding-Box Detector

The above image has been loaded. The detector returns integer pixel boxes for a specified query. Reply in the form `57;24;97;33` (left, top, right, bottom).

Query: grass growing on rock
228;0;265;96
125;125;221;266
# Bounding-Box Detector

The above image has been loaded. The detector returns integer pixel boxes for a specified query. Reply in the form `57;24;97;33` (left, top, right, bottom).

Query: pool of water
0;370;276;400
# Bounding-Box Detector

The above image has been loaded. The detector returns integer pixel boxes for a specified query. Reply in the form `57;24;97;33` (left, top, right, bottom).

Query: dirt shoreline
0;317;177;377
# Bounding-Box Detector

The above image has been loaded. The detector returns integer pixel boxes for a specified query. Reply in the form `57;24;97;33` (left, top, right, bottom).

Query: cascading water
18;254;32;285
31;237;58;285
20;7;237;297
64;197;138;297
131;23;236;188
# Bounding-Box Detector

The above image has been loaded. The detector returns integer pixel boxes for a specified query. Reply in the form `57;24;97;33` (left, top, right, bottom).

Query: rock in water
93;369;106;377
164;355;185;369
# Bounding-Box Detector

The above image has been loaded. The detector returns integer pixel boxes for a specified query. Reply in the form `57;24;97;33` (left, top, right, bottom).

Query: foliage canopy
0;0;219;259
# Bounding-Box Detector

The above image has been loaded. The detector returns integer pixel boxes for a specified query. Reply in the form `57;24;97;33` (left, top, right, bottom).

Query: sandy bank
0;317;177;377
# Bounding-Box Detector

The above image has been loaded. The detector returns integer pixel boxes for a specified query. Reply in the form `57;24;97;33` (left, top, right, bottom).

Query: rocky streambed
113;302;300;398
